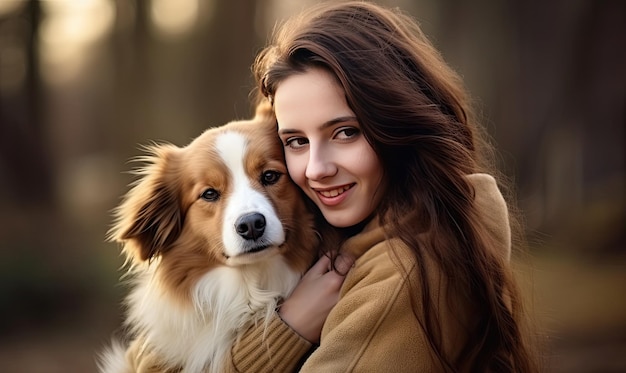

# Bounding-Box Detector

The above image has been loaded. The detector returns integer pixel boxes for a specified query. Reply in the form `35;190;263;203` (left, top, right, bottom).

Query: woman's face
274;67;384;228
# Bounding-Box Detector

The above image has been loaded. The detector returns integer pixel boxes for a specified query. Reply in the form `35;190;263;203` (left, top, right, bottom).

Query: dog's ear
253;96;274;120
109;144;184;263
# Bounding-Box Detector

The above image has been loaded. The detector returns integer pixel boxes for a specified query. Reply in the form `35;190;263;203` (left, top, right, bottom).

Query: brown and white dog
98;104;320;373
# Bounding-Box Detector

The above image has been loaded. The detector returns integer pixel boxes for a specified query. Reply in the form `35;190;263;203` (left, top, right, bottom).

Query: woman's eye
335;127;360;140
261;170;282;186
200;188;220;201
284;137;308;150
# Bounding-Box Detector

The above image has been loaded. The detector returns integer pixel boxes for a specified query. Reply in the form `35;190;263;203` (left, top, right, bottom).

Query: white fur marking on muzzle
215;131;285;259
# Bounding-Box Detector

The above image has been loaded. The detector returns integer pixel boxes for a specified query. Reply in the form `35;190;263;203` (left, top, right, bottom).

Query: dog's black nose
235;213;266;241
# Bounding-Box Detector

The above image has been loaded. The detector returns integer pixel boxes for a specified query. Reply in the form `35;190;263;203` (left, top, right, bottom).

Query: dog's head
109;105;317;278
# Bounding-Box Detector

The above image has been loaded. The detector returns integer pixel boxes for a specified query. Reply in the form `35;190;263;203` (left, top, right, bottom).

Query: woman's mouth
313;183;355;205
319;184;352;197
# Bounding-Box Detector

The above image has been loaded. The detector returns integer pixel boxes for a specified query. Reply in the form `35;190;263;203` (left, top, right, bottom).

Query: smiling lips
314;183;355;204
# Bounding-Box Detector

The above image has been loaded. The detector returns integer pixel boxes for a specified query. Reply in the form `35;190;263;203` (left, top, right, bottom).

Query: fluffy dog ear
109;144;184;263
253;97;274;120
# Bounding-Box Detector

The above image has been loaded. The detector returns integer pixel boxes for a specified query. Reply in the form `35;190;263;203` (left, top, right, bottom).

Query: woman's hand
278;254;354;344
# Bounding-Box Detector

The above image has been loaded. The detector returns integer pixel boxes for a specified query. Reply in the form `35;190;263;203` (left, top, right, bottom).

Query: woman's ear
108;144;184;263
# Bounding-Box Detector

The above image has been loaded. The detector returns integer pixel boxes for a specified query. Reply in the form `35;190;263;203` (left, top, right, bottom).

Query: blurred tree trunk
509;0;625;251
109;0;259;153
196;0;259;123
0;0;55;208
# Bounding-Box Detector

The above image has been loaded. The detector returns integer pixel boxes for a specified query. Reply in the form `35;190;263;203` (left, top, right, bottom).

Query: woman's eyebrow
322;116;358;128
278;116;358;135
277;127;299;135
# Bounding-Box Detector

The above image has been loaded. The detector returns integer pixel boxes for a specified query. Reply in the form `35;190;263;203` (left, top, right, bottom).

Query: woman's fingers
308;253;356;277
307;254;332;276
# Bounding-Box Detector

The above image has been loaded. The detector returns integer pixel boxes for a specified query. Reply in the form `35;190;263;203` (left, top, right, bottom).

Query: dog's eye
200;188;220;201
261;170;281;186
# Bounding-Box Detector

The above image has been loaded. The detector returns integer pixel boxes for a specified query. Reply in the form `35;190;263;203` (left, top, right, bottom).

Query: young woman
232;1;538;372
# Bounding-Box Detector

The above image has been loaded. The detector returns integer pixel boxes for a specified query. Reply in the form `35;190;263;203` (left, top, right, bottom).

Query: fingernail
333;254;355;276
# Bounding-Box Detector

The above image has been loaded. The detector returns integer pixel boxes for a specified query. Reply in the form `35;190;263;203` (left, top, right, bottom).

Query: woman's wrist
277;300;319;344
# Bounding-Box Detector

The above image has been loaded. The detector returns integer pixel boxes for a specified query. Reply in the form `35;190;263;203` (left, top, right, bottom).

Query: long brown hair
253;1;538;371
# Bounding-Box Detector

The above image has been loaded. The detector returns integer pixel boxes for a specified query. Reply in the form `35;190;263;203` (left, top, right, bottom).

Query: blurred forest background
0;0;623;372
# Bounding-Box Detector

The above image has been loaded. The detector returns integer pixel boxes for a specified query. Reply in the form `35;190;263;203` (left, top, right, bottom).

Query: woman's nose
305;146;337;181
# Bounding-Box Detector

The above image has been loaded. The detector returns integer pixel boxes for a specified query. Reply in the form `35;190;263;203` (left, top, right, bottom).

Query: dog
98;103;321;373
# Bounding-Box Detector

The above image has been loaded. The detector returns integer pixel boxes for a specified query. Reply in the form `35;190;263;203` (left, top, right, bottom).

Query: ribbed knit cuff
232;311;313;373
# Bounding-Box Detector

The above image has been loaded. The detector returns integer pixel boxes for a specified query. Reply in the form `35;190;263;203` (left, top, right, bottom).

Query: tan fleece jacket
231;173;511;372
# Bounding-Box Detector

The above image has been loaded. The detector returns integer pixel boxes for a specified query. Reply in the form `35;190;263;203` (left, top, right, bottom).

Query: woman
233;1;538;372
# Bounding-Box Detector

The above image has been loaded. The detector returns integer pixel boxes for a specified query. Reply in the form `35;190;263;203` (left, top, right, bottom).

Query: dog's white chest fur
121;257;300;373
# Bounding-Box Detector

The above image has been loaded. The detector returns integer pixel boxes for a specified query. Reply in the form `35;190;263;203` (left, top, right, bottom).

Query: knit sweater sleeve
230;311;312;373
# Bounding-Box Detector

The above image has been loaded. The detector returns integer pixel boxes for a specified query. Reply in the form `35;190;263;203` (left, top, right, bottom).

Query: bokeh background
0;0;623;372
